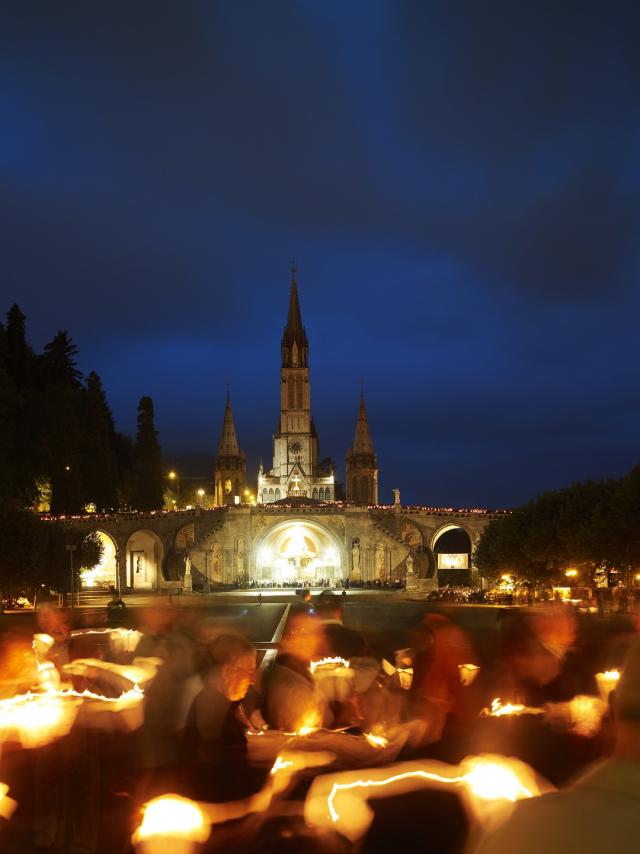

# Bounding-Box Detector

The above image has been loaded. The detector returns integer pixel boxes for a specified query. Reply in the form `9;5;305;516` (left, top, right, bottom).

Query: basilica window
312;487;318;500
275;488;281;500
296;377;303;409
288;377;294;408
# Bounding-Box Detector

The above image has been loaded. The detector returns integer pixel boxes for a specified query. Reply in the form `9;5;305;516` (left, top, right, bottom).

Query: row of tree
0;304;165;514
474;465;640;587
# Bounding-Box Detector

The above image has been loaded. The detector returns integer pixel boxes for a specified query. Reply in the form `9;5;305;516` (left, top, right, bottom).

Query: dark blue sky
2;2;640;508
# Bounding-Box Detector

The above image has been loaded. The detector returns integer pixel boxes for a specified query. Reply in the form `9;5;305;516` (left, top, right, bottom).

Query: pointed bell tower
214;390;246;506
345;388;378;505
272;262;317;482
258;263;335;503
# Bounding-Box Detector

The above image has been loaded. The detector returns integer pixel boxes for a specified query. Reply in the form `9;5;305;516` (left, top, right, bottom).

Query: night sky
2;2;640;508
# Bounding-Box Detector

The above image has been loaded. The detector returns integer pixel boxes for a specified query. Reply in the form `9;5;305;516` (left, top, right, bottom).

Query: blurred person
36;604;104;672
410;612;477;745
261;612;328;731
136;606;199;794
184;633;263;802
106;586;126;628
315;592;368;660
497;605;595;706
471;637;640;854
134;602;176;659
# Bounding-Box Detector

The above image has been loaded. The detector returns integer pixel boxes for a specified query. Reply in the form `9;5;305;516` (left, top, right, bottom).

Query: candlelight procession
0;593;639;853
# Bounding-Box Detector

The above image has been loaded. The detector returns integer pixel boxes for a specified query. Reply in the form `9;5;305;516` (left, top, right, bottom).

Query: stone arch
431;524;473;586
80;530;118;590
125;529;165;590
431;523;474;551
252;518;345;584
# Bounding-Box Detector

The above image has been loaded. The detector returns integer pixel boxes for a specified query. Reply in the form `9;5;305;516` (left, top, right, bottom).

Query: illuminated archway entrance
125;529;164;590
432;524;472;586
80;530;118;590
254;520;343;584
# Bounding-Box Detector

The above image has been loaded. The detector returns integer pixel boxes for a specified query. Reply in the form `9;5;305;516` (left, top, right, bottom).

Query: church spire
217;390;240;456
214;390;246;506
281;261;309;367
352;388;375;454
345;386;378;505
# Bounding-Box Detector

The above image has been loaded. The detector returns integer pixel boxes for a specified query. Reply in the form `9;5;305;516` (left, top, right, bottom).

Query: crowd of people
0;594;639;851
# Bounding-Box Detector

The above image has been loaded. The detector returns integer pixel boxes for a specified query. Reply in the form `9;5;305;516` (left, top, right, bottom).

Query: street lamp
197;488;205;508
168;471;180;509
65;544;77;608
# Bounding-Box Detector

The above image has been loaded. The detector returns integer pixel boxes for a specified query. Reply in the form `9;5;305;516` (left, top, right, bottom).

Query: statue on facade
393;488;401;506
236;537;245;578
352;539;361;572
375;542;385;577
406;553;414;575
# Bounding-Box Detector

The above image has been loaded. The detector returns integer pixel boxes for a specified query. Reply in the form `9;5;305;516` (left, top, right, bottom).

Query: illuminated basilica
77;268;498;593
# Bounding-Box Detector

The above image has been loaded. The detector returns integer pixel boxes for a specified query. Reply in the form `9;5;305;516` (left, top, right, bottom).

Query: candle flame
595;669;621;700
364;732;389;748
480;698;544;717
132;795;209;843
323;755;538;827
271;755;293;775
0;684;143;748
310;657;350;674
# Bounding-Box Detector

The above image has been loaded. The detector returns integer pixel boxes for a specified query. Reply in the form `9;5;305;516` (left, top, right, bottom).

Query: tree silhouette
131;396;164;510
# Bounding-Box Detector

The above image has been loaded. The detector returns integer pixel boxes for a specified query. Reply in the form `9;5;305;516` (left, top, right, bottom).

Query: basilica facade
213;266;376;509
73;269;501;593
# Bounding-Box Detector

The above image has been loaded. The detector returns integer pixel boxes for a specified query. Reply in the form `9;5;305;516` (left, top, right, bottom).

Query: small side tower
214;391;246;506
345;390;378;505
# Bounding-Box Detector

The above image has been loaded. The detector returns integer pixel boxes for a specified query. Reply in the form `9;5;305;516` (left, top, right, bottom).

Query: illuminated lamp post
168;471;179;509
65;544;77;608
197;488;205;509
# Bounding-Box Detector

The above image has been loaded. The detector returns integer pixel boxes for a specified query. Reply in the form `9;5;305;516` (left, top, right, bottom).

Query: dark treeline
474;468;640;588
0;303;165;514
0;304;165;594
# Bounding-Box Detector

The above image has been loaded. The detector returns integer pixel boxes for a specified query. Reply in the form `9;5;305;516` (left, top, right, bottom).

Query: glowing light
565;569;578;578
595;669;621;700
0;782;18;821
308;755;542;841
458;664;480;686
0;685;143;748
480;698;544;718
132;795;209;844
364;732;388;748
461;757;533;802
271;755;293;775
310;657;350;675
